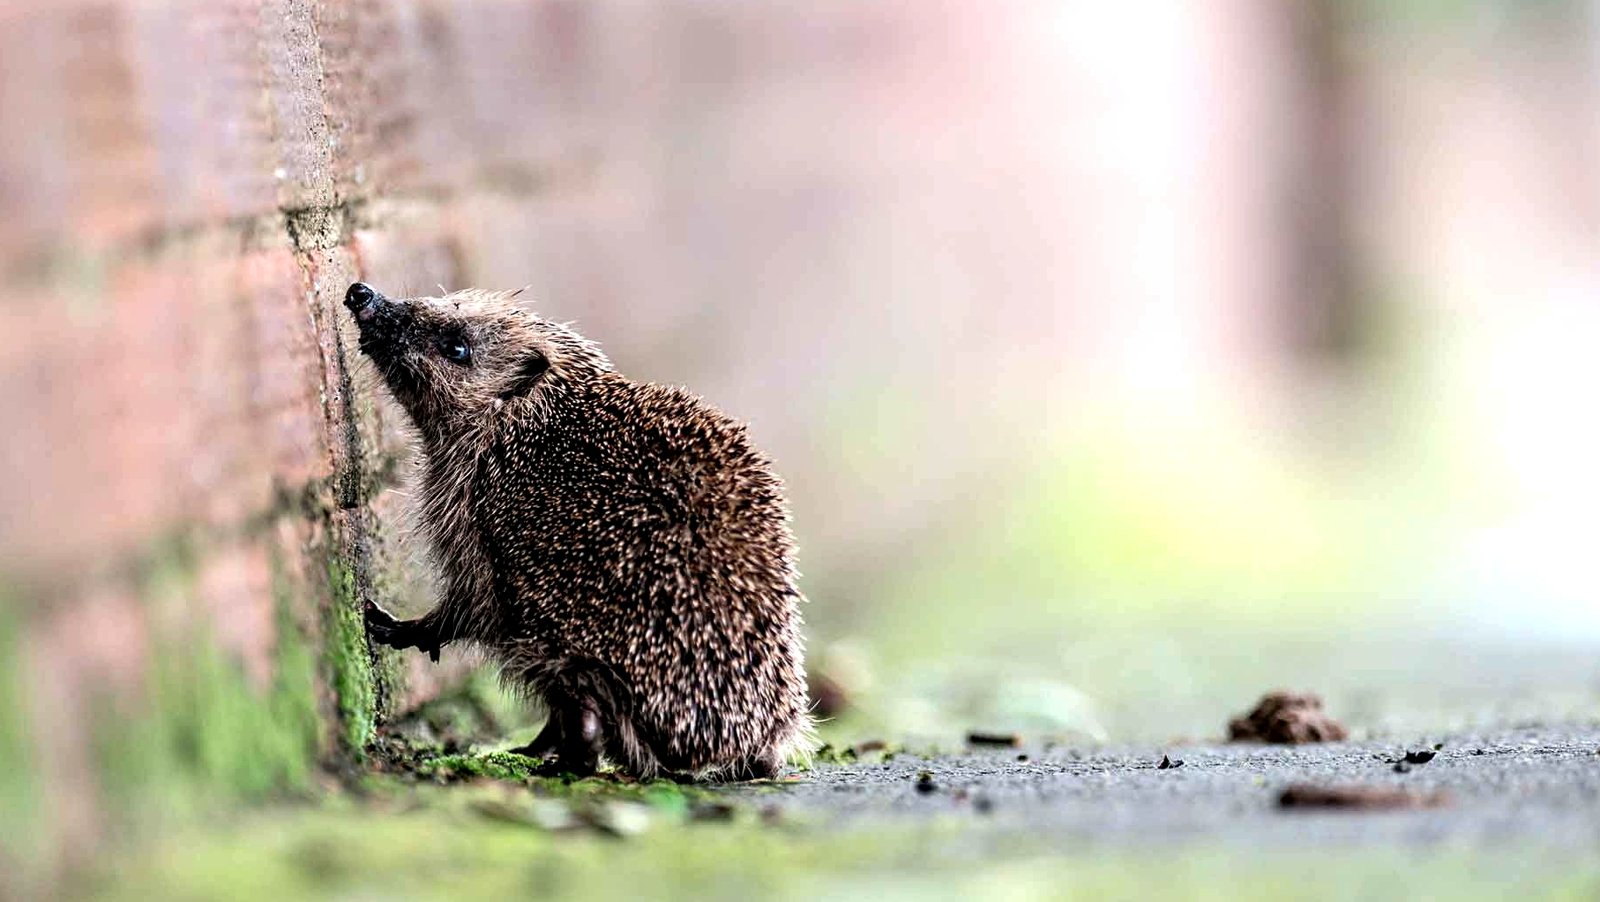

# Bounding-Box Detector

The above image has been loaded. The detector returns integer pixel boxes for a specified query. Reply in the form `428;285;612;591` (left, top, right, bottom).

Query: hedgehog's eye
436;334;471;365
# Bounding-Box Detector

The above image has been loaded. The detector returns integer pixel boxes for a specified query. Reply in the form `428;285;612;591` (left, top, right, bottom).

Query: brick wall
0;0;656;884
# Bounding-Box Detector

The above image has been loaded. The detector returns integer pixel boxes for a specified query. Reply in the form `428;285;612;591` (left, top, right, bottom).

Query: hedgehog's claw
364;601;401;641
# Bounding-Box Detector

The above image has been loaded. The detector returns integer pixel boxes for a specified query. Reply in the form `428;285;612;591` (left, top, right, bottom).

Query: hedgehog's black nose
345;282;382;322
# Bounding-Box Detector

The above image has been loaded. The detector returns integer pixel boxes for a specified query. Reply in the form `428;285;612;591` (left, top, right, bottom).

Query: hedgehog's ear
499;350;550;399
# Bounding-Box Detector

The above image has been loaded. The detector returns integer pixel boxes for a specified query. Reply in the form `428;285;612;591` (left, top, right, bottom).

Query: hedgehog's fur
345;283;815;780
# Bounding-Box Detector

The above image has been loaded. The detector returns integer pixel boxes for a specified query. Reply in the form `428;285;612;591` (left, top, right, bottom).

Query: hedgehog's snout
345;282;412;367
345;282;383;323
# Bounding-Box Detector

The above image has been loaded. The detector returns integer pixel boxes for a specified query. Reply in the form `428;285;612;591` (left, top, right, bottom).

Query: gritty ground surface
744;724;1600;852
86;722;1600;901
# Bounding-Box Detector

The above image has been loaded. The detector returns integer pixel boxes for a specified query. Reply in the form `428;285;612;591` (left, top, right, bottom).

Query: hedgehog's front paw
364;602;442;662
364;601;404;644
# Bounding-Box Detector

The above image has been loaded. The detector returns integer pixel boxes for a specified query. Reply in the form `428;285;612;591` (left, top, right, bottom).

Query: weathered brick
57;4;162;250
260;0;339;223
0;11;78;264
239;247;331;496
0;288;87;577
315;0;436;202
125;1;281;229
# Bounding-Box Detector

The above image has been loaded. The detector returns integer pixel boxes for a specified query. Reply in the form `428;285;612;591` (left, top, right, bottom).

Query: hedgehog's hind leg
506;712;564;760
741;752;782;781
518;696;604;778
556;703;604;777
511;658;629;777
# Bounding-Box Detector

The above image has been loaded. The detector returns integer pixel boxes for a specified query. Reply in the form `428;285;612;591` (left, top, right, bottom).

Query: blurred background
2;0;1599;892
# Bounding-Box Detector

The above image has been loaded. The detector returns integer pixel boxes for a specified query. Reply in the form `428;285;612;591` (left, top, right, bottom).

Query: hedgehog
343;282;814;780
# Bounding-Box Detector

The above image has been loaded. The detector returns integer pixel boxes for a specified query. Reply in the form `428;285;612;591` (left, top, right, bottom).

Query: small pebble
689;801;738;822
1280;783;1450;810
967;732;1023;748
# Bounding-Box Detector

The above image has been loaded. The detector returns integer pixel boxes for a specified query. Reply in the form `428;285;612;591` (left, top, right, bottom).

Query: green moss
0;530;339;895
266;545;328;785
376;742;720;819
419;751;545;782
324;558;376;757
807;743;858;767
91;537;326;820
